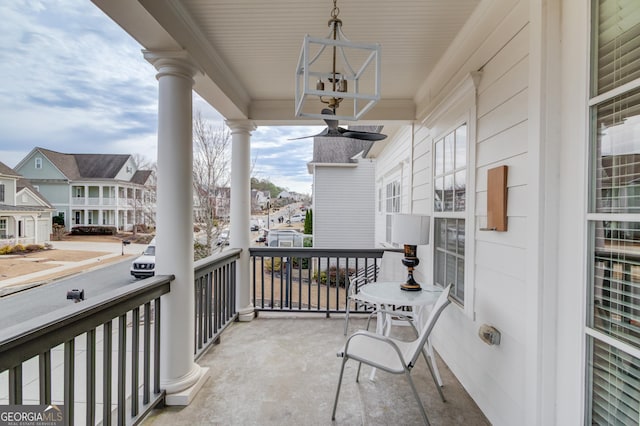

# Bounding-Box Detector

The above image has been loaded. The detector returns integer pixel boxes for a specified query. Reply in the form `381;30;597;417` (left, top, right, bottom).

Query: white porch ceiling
92;0;481;126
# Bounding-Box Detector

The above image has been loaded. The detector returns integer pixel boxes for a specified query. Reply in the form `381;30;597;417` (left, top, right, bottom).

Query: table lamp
391;214;430;291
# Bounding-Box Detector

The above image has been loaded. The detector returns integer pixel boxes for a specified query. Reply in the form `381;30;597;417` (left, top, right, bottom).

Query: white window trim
35;157;42;169
424;72;479;320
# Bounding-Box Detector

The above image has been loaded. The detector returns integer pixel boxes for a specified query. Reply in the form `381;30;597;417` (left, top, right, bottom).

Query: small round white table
358;282;443;383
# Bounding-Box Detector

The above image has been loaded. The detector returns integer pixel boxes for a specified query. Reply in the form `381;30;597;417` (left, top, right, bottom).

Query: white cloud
0;1;323;194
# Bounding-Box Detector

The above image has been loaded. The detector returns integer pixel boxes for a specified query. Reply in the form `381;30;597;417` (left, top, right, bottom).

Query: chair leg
426;339;443;386
421;348;446;402
406;372;431;426
356;361;363;382
344;301;350;336
331;357;348;420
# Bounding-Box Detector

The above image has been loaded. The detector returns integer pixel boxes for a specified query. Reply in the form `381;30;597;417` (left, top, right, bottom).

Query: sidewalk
0;240;148;296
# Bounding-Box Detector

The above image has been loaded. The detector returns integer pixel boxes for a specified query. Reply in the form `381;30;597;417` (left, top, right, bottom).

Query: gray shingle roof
36;148;150;182
312;138;375;164
311;125;383;164
0;161;21;178
131;170;152;185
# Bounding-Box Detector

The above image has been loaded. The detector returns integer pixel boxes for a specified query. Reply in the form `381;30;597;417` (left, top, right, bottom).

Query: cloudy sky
0;1;320;194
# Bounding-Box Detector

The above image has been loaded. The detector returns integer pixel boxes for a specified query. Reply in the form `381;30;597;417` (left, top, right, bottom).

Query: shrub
52;213;65;227
313;266;355;288
263;257;282;272
71;226;117;235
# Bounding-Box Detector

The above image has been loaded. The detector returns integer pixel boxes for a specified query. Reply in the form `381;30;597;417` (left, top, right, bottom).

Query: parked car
286;214;305;224
217;230;230;245
255;228;268;243
130;238;156;279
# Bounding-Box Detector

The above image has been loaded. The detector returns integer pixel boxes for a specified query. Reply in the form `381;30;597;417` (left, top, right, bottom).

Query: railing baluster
206;272;212;340
103;320;112;426
9;364;22;404
64;339;74;426
39;350;51;404
131;307;140;417
154;298;161;395
87;329;96;425
144;302;151;405
117;314;126;425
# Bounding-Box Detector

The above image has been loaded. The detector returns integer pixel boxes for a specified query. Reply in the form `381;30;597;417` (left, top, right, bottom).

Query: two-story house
307;136;378;248
0;161;53;246
14;148;153;232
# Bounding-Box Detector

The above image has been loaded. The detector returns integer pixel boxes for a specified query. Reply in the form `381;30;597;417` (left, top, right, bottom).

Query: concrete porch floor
142;315;489;426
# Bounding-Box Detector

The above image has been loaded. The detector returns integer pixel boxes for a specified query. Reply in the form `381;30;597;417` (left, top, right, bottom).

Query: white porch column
144;50;209;405
226;120;256;321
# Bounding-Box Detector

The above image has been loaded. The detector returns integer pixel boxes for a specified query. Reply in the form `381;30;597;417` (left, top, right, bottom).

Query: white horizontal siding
313;161;375;249
416;1;532;425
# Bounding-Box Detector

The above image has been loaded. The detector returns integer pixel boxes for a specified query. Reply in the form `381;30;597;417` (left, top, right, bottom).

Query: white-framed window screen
35;157;42;169
585;1;640;424
433;123;467;304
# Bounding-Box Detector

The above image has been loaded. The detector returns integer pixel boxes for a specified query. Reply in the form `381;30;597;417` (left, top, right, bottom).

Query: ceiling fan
291;108;387;141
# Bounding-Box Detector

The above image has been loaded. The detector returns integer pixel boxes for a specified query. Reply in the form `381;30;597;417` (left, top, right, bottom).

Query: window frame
585;1;640;423
423;72;479;317
35;157;42;169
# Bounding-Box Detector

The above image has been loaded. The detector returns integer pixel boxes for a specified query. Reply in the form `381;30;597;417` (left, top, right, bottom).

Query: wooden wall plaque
487;165;508;231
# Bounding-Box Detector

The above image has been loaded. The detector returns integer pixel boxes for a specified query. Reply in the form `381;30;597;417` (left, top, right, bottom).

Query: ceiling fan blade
321;108;339;131
288;127;331;140
342;130;387;141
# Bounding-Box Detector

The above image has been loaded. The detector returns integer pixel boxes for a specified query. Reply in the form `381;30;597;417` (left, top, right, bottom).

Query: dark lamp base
400;282;422;291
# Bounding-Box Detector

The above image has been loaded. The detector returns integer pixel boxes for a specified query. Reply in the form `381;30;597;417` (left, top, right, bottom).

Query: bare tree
192;111;231;255
131;154;157;236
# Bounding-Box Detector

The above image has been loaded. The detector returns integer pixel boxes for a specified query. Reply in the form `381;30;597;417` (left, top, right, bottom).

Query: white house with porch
0;162;53;247
14;147;153;232
85;0;640;424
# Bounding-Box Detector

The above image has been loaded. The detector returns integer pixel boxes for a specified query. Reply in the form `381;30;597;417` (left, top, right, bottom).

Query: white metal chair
332;284;453;425
343;251;404;335
343;263;379;335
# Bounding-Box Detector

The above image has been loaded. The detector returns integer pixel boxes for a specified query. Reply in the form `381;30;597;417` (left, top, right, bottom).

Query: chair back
377;250;406;282
408;284;453;367
347;263;379;295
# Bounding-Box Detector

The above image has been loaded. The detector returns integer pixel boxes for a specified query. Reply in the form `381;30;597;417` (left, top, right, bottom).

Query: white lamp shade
391;214;430;246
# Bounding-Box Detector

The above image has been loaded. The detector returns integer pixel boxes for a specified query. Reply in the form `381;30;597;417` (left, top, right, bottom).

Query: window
433;124;467;303
35;157;42;169
586;2;640;424
385;180;400;242
0;219;6;238
0;184;4;203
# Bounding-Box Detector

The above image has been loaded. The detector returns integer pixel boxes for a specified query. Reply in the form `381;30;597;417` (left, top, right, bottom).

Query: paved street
0;259;135;329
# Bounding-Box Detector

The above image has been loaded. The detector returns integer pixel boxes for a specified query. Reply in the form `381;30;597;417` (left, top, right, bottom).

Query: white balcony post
144;50;209;405
227;120;256;321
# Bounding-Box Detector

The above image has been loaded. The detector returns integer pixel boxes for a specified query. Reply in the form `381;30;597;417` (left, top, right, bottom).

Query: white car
287;214;305;224
130;238;156;279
